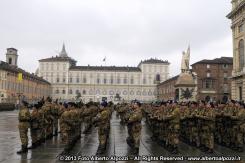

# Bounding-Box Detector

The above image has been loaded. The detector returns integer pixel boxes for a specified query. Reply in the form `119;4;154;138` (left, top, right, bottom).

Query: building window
207;64;210;69
224;84;228;93
224;72;228;79
69;77;73;83
207;72;211;78
123;90;127;95
117;78;120;84
97;78;100;84
223;64;228;69
69;89;73;94
156;74;160;82
83;77;87;83
104;78;107;84
143;78;146;84
137;91;141;95
123;78;127;84
63;78;66;83
130;91;134;95
62;90;66;94
239;39;244;71
76;77;80;83
203;79;215;89
109;90;114;95
8;58;12;65
56;78;60;83
76;90;80;94
130;78;134;84
55;90;59;94
82;90;86;95
239;24;244;33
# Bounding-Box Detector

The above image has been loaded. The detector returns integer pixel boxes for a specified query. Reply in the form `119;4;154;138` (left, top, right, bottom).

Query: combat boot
237;146;243;152
96;145;105;155
126;137;133;147
132;147;139;155
17;145;28;154
171;147;179;154
28;142;37;149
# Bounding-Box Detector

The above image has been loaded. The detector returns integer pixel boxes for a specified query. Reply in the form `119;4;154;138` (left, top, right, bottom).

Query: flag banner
18;73;23;81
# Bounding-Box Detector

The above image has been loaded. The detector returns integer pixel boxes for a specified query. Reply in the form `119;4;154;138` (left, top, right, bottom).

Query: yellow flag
18;73;23;81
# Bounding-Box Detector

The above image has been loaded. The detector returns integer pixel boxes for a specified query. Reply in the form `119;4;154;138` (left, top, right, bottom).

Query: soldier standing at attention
93;101;111;154
52;99;59;136
126;102;142;155
29;102;41;149
17;100;31;154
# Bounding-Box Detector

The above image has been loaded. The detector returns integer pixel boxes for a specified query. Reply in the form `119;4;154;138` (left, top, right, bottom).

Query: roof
139;58;170;65
69;65;141;72
191;57;233;66
158;75;179;86
0;61;50;85
227;0;245;19
39;56;77;63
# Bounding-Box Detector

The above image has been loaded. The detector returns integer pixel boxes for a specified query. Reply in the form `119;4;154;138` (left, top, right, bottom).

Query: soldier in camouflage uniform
17;101;31;154
230;102;245;152
125;102;142;155
93;101;111;154
165;102;180;154
199;104;215;153
42;98;54;139
39;102;46;143
29;102;41;149
51;99;59;136
82;103;94;134
60;103;74;154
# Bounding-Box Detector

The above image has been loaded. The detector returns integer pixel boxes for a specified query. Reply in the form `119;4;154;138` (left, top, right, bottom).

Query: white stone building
227;0;245;100
37;45;170;102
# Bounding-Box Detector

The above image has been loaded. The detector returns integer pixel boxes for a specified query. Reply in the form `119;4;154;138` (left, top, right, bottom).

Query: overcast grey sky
0;0;232;76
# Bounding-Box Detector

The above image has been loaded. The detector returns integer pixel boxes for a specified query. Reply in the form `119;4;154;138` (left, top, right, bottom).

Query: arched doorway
205;96;210;102
222;96;228;103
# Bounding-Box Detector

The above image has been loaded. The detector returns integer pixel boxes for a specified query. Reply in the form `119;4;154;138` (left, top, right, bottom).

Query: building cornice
227;1;245;19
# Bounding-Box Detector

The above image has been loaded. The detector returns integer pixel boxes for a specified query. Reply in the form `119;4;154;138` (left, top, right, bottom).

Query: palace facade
37;45;170;102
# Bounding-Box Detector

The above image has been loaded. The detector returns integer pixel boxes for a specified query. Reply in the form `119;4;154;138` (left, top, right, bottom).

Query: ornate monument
175;46;197;101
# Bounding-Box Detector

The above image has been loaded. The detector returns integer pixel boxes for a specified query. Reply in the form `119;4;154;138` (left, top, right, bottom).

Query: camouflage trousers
231;125;244;148
167;124;179;148
98;125;109;146
200;126;214;150
53;119;58;133
128;122;142;148
18;122;29;146
46;123;53;137
31;128;41;143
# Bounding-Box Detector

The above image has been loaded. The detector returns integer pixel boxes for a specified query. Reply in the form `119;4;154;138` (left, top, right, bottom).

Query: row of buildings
0;48;51;103
0;46;233;103
0;0;244;103
157;57;233;102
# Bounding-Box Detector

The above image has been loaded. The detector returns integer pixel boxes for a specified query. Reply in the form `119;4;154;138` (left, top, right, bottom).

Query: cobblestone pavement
0;110;244;163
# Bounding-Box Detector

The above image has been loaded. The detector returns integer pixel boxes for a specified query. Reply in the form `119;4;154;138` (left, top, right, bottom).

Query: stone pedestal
175;72;197;102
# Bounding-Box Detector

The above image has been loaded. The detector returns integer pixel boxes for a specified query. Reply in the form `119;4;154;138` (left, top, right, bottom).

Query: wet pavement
0;111;244;163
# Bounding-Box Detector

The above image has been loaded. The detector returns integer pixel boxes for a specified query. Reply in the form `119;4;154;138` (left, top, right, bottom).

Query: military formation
143;100;245;154
17;98;245;156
